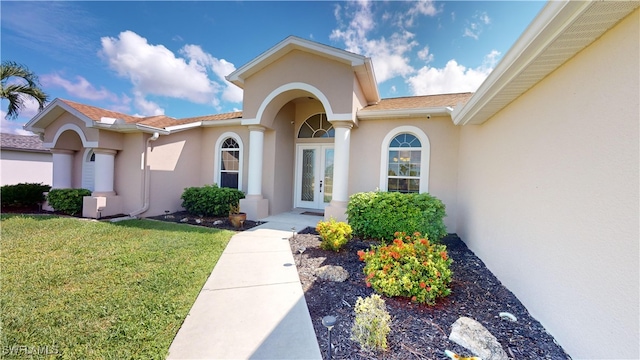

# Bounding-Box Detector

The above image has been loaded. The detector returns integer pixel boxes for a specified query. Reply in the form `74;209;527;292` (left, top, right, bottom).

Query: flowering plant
316;218;352;252
358;231;453;305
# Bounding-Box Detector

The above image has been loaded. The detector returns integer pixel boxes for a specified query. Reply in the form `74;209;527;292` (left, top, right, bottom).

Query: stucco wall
349;116;461;232
114;133;144;214
455;10;639;358
0;150;53;186
144;129;203;216
263;103;295;215
242;50;355;119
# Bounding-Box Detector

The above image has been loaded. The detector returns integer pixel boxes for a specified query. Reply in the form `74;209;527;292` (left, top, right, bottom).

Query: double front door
295;145;334;209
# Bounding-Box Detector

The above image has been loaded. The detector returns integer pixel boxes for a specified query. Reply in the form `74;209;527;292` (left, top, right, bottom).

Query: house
23;1;638;358
0;133;52;186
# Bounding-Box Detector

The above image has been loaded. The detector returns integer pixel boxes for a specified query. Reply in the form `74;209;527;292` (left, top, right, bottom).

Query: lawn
0;214;234;359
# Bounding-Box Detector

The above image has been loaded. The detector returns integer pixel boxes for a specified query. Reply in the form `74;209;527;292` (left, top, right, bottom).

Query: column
93;148;117;195
240;125;269;220
326;121;352;221
51;149;74;189
247;125;265;196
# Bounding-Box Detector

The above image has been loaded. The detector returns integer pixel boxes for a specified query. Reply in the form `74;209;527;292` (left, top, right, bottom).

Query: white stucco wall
456;10;639;359
0;150;53;186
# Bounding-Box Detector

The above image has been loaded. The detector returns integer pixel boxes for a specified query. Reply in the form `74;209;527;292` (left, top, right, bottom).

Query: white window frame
214;132;243;191
379;126;430;193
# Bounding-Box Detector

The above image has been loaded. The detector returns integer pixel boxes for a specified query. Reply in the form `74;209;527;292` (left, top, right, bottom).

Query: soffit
454;1;640;125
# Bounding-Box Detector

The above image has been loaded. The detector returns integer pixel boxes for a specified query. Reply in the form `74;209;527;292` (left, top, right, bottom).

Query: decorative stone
213;220;223;225
315;265;349;282
180;218;189;223
449;317;508;360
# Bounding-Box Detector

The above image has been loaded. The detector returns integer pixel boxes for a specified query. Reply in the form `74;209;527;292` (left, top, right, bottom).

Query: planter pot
229;213;247;228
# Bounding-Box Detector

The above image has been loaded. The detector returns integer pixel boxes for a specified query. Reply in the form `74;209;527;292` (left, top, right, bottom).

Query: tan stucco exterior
455;10;639;358
22;4;639;357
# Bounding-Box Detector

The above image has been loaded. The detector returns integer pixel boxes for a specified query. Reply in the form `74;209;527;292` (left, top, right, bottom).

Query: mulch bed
145;211;264;231
290;229;571;359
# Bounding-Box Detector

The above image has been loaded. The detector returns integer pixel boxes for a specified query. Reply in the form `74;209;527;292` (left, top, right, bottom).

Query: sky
1;1;546;135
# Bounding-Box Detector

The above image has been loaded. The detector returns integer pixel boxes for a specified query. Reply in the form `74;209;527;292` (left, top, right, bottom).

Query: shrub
347;191;447;242
181;184;245;217
358;232;453;305
316;218;352;252
47;188;92;216
351;294;391;353
1;183;51;208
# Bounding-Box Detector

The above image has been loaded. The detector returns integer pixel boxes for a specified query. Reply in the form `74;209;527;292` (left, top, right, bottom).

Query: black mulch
145;211;265;231
291;228;571;360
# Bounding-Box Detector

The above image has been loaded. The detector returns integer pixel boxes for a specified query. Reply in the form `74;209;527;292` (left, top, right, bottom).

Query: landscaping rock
315;265;349;282
449;316;508;360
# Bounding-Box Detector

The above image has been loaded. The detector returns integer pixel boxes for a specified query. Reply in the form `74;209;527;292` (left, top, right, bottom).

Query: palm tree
1;61;49;120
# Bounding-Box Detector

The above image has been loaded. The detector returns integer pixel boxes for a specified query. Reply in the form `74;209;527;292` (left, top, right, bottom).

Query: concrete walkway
167;211;324;359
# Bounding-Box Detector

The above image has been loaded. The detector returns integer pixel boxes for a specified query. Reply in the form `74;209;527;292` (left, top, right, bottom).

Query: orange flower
411;296;417;302
440;251;448;260
419;282;426;288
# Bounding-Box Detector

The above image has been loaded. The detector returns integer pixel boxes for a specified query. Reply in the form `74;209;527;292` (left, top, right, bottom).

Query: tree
1;61;49;120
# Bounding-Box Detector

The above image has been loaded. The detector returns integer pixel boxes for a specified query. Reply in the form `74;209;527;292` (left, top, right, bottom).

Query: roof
361;93;473;112
453;1;639;125
0;133;49;153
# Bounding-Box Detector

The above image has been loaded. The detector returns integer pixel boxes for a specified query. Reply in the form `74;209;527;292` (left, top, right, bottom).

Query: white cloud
41;74;119;102
330;2;417;83
100;31;215;104
464;11;491;40
132;92;164;116
180;45;243;104
99;31;242;115
417;46;434;63
407;50;501;95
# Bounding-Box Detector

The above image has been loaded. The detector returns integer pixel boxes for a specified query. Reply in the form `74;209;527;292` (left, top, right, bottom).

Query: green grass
0;214;234;359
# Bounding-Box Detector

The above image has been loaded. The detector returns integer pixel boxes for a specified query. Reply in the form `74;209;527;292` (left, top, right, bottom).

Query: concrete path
167;211;324;359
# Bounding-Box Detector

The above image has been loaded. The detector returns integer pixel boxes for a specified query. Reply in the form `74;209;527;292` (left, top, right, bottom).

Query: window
216;133;243;190
380;126;430;193
298;113;334;138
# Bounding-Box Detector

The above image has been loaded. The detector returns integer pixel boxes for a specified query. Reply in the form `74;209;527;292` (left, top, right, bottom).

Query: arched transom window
298;113;334;138
218;135;242;189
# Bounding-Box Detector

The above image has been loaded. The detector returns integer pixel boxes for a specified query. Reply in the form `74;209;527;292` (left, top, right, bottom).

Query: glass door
295;145;334;209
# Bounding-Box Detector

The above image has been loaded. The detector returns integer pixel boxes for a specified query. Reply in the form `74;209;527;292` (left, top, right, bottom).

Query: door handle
319;180;323;192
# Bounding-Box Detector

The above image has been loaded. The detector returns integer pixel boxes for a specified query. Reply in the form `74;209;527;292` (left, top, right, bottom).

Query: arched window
380;126;430;193
216;133;243;190
298;113;334;138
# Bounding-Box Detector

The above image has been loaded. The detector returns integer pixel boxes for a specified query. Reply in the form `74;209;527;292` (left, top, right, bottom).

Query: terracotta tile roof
59;99;242;130
1;133;49;152
168;112;244;127
61;99;144;124
362;92;473;111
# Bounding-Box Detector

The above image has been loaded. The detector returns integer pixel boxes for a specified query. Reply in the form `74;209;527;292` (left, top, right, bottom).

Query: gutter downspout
129;132;160;218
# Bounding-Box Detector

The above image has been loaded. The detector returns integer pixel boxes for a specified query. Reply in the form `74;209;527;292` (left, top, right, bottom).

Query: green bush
47;188;92;216
358;232;453;305
316;218;352;252
351;294;391;353
347;191;447;242
1;183;51;208
180;184;245;217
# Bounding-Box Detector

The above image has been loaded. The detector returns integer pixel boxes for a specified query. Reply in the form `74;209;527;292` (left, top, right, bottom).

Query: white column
325;121;352;222
93;149;117;195
51;149;74;189
247;125;265;196
332;121;352;204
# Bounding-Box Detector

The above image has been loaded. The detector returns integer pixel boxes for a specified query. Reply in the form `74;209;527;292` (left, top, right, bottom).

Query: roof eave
452;1;639;126
357;106;453;120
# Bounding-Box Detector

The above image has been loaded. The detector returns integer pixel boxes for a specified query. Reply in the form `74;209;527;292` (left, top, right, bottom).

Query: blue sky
1;1;545;135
